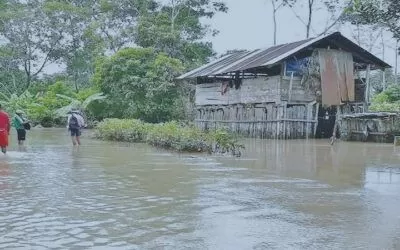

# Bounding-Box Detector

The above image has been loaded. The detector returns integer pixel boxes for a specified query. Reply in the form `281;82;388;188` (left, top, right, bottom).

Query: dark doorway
316;106;337;138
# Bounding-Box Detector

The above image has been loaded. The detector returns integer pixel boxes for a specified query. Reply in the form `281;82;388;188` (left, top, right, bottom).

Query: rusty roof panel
177;32;391;80
224;39;313;73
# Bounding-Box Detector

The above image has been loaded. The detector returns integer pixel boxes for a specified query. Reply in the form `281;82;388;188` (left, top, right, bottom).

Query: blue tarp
285;57;309;77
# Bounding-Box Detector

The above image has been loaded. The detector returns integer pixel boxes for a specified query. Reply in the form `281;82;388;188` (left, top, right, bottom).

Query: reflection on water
0;129;399;249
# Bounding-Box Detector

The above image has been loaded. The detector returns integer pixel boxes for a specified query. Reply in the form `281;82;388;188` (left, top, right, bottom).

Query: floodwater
0;129;400;250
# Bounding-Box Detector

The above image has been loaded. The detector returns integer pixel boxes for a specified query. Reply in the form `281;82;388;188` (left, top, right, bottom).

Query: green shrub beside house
94;119;244;156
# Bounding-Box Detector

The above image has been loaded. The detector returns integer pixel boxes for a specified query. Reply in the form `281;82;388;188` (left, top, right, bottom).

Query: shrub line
94;119;244;156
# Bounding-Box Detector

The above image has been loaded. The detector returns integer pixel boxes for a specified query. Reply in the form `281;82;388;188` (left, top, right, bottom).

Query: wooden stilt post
330;105;341;145
314;103;320;137
277;102;287;139
394;136;400;146
283;102;288;139
306;101;316;138
365;64;371;111
288;72;294;103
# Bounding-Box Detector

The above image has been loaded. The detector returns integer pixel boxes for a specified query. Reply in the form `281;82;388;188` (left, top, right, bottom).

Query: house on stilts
177;32;397;141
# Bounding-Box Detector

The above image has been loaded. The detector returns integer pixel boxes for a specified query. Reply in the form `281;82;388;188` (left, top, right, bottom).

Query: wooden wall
195;76;281;106
280;77;316;102
195;101;319;139
193;73;369;139
339;114;400;143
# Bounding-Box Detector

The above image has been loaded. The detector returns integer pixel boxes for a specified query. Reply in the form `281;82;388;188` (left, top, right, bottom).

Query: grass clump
94;119;244;156
95;118;149;142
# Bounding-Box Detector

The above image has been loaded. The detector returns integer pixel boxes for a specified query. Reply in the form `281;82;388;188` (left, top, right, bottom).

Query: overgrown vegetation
0;0;227;127
0;81;105;127
95;119;244;156
370;84;400;112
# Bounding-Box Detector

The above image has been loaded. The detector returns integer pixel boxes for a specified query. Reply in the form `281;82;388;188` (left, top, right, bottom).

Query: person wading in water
0;105;10;154
67;109;86;146
12;110;30;146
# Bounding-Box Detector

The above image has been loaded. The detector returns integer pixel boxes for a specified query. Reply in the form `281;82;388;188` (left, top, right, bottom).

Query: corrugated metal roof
177;32;391;80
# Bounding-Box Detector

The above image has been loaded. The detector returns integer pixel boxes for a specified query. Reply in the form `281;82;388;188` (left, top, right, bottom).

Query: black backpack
69;114;80;129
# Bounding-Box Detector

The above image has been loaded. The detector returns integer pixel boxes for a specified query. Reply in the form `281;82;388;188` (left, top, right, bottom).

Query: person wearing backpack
12;110;30;146
67;109;86;146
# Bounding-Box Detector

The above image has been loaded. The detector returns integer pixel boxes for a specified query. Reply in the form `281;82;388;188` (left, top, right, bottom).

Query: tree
343;0;400;89
94;48;185;123
269;0;288;45
0;46;27;95
0;0;75;89
281;0;351;38
55;92;106;117
346;0;400;38
135;0;228;68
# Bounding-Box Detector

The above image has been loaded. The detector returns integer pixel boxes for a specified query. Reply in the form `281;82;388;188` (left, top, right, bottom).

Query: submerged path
0;129;400;249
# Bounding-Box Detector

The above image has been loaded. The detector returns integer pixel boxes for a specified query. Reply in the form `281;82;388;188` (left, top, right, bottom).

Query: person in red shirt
0;104;10;154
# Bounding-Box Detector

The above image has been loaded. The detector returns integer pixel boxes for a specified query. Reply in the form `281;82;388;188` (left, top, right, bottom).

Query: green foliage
55;91;106;118
94;47;185;122
0;0;227;126
95;119;244;156
95;118;150;142
370;84;400;112
346;0;400;39
369;102;400;112
134;0;227;68
0;80;106;127
0;0;76;89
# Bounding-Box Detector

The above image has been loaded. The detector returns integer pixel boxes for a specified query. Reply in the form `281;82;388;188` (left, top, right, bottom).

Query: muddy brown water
0;129;400;249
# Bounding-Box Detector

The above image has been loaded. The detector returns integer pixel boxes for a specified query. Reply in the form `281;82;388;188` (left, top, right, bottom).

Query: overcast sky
46;0;397;74
203;0;397;68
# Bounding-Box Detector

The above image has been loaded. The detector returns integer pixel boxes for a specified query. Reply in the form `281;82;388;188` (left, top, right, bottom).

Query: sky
203;0;397;68
46;0;398;74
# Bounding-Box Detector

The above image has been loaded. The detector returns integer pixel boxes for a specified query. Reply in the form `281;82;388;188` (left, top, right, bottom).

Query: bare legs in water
71;136;81;146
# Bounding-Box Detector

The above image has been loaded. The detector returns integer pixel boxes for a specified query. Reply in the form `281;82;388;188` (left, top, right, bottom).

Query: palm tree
55;92;106;117
0;91;41;114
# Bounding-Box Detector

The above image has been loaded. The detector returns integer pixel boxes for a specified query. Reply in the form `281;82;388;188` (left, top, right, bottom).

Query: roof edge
263;32;391;68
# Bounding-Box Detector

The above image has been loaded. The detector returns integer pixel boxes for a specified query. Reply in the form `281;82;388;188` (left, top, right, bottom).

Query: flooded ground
0;129;399;249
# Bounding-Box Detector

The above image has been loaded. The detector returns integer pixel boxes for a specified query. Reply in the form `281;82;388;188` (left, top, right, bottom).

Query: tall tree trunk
26;74;31;90
306;0;314;38
380;29;386;90
271;0;277;45
74;73;79;93
24;59;31;90
395;40;398;85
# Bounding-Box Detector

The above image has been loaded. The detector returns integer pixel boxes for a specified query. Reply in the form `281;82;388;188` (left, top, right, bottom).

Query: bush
370;85;400;112
94;119;244;156
95;119;149;142
369;102;400;112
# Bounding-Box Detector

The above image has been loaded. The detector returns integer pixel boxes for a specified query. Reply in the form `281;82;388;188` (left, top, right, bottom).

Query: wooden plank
394;136;400;146
318;49;355;106
319;50;341;105
195;76;282;106
351;131;388;135
346;54;355;102
365;64;371;105
306;101;316;138
194;119;317;123
288;72;294;102
283;102;288;139
314;103;320;137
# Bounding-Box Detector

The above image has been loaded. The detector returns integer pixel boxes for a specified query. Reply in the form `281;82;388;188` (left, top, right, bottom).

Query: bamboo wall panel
195;102;318;139
339;114;400;143
280;78;316;102
195;76;281;106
